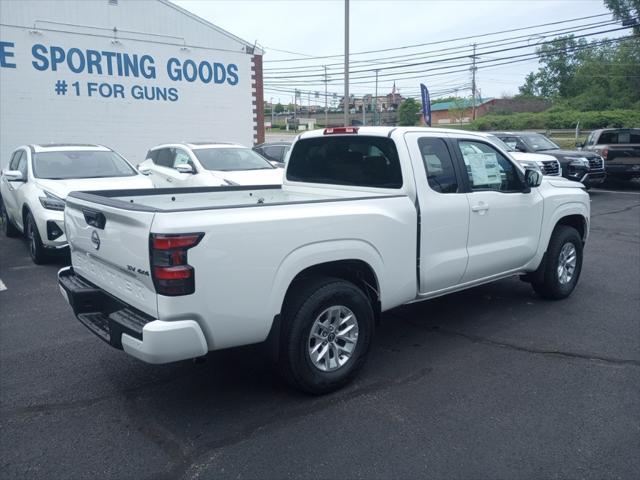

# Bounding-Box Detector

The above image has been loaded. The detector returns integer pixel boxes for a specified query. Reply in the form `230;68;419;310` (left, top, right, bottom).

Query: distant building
339;84;405;113
422;97;550;125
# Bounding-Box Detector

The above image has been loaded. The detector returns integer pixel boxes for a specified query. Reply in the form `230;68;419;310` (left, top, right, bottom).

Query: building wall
0;0;262;167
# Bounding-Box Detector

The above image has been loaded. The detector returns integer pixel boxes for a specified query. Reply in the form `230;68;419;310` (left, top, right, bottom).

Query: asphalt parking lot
1;186;639;480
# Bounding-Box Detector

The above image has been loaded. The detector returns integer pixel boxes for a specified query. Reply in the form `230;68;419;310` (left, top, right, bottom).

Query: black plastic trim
59;268;154;349
66;186;406;214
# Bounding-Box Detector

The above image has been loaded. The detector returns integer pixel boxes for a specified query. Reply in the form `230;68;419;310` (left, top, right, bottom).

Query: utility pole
343;0;349;127
324;65;328;127
270;97;274;129
374;69;379;126
471;43;478;121
362;96;366;126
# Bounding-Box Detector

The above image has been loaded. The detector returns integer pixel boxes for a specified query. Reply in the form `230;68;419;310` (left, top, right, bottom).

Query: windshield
486;135;515;152
33;150;137;179
521;134;560;152
193;148;275;171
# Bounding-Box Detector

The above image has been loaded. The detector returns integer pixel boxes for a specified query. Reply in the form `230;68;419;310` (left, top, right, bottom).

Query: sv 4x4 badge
127;265;150;277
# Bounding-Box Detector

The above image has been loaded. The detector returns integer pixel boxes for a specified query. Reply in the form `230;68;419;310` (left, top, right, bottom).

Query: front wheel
25;212;48;264
279;276;375;395
532;225;583;300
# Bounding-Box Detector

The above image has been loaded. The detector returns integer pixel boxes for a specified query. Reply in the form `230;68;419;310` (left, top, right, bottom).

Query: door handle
166;178;172;183
471;202;490;213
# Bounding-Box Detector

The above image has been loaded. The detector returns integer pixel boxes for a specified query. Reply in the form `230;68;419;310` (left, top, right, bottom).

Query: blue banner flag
420;83;431;127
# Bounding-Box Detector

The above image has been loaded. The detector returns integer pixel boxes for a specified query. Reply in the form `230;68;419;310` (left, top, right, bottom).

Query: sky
173;0;623;105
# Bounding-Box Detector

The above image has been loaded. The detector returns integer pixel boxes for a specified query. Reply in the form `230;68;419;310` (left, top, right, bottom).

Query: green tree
605;0;640;33
533;35;587;99
517;72;542;97
398;98;420;126
275;103;284;114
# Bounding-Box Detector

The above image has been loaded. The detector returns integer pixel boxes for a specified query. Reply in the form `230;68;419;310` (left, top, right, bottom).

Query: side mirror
137;164;151;175
515;144;527;153
175;164;194;174
3;170;24;182
575;141;584;149
523;168;543;193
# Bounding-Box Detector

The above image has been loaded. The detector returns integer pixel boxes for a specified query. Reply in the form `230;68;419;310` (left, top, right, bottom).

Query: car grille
541;160;560;176
588;156;604;170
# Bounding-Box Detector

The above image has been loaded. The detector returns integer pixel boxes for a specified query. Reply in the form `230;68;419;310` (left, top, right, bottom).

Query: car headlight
566;157;589;167
39;190;66;211
519;161;542;171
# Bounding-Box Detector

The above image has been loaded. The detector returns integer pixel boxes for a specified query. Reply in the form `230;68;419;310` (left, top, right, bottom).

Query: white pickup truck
58;127;590;394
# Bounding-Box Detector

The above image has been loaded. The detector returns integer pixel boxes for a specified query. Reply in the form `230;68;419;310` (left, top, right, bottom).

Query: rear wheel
531;225;583;300
279;276;374;395
1;199;20;237
25;212;48;264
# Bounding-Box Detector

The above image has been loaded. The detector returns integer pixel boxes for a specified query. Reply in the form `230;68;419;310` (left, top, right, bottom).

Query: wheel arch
555;214;588;243
264;241;383;360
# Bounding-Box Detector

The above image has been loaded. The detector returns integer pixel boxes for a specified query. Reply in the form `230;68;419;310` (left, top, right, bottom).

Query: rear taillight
150;233;203;296
324;127;359;135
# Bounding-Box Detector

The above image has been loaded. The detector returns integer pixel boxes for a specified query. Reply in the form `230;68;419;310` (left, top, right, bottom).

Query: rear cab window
597;130;640;144
286;136;403;188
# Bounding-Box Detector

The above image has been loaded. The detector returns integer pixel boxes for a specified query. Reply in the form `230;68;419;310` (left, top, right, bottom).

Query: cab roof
296;126;500;140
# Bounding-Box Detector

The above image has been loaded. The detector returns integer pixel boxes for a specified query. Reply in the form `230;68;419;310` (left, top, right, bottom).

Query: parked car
253;141;291;166
580;128;640;180
492;132;605;187
58;126;589;394
138;142;283;188
0;143;152;264
475;133;561;176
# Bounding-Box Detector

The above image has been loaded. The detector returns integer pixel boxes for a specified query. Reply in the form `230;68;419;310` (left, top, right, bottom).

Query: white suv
138;142;284;188
0;144;152;264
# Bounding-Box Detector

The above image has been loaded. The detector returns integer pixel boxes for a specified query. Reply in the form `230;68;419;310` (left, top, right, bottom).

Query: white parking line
592;189;640;195
0;279;6;291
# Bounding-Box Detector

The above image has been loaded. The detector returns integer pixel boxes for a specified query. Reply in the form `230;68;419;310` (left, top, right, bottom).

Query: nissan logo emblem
91;230;101;250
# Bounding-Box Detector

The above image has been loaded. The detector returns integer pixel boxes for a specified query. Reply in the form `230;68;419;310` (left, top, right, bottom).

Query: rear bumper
605;163;640;178
58;266;207;363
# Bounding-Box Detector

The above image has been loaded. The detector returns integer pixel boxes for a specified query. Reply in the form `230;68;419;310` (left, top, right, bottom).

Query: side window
417;137;458;194
16;152;28;179
9;150;22;170
172;149;192;169
154;148;174;168
457;140;522;193
263;146;284;161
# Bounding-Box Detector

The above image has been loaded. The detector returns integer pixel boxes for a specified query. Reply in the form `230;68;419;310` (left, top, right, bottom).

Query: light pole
324;65;328;128
374;69;379;126
343;0;349;127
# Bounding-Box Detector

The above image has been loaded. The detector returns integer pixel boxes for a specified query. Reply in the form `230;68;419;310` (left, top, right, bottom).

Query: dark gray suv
492;132;606;188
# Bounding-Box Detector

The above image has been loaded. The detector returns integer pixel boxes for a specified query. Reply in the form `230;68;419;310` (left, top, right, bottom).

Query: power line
264;25;632;81
263;12;612;63
264;18;620;73
263;35;637;90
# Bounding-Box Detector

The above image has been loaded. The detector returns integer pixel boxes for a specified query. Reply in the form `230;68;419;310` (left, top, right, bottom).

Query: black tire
25;212;48;264
531;225;583;300
279;276;375;395
1;199;20;237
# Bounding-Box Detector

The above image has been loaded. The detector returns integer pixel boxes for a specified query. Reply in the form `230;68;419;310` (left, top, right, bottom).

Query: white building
0;0;264;168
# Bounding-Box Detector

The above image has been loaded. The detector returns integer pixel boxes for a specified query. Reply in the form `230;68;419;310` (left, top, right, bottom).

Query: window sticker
466;152;501;186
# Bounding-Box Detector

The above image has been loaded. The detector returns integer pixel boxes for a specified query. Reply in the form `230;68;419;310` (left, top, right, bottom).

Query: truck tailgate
64;197;158;318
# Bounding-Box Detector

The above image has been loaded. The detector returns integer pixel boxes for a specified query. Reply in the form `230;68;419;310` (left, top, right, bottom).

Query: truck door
404;133;470;293
452;138;544;282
